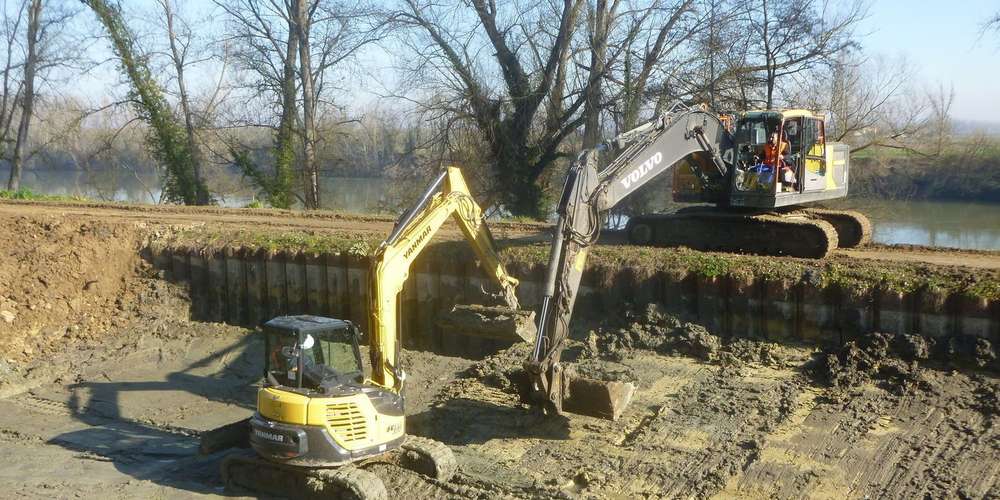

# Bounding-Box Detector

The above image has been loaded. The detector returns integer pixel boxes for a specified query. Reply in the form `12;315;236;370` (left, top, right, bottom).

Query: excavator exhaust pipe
438;304;537;343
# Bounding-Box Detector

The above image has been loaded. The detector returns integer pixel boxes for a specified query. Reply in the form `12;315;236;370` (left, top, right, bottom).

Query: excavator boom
368;167;535;391
526;106;733;417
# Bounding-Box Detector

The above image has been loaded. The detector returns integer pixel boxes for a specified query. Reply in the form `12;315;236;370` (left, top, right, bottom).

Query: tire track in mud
11;394;202;438
412;346;810;499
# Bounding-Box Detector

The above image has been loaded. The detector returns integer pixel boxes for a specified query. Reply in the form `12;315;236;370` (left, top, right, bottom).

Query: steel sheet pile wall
147;246;999;358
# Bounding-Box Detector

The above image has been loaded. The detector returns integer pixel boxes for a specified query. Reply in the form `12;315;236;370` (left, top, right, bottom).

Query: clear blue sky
862;0;999;122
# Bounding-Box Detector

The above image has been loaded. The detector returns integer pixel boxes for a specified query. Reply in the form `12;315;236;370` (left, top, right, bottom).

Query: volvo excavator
208;167;544;499
624;106;870;258
523;104;869;414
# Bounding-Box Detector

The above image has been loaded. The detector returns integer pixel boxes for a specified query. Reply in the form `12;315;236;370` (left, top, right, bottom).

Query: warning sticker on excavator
574;249;588;272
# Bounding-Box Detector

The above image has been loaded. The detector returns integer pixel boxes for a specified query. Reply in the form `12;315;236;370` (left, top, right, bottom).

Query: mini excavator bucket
437;304;537;343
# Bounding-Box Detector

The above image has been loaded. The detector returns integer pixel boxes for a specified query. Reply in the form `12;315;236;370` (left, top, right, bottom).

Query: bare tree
985;11;1000;38
156;0;210;203
387;0;588;218
3;0;82;190
739;0;867;108
582;0;618;148
218;0;377;209
293;0;320;208
609;0;702;130
217;0;300;208
6;0;40;191
784;54;923;153
82;0;210;205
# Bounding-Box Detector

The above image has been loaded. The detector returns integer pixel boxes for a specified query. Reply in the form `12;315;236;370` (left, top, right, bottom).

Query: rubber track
802;208;872;248
400;435;458;481
362;462;481;499
314;467;389;500
628;208;838;258
221;451;388;500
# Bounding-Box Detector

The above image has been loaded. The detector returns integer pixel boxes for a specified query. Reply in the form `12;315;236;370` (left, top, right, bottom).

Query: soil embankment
0;215;150;364
2;199;998;269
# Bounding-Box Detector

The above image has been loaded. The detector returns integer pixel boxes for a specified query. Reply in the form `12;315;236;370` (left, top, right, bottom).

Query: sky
860;0;999;122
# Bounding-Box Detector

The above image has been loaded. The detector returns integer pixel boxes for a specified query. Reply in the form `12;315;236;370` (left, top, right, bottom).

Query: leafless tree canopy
0;0;989;209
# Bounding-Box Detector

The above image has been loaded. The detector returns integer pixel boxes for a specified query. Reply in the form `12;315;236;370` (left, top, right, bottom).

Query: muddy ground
0;292;995;498
0;207;997;498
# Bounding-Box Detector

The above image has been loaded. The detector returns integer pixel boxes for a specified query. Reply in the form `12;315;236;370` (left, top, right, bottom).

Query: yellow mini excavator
210;167;540;499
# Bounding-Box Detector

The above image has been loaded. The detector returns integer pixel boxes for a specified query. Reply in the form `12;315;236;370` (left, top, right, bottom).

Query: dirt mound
816;332;999;391
0;215;151;363
587;303;722;362
410;304;809;498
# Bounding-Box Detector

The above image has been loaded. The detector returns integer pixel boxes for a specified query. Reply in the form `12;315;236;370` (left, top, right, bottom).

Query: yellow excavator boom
367;167;530;391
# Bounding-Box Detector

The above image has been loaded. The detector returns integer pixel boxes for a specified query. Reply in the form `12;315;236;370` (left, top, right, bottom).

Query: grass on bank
0;188;91;202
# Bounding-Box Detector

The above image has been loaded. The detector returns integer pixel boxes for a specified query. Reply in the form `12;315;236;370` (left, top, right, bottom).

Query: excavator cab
727;109;849;207
263;315;364;391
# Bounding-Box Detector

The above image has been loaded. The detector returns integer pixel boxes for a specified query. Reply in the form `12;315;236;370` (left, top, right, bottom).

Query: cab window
783;118;802;155
265;327;362;389
804;118;825;157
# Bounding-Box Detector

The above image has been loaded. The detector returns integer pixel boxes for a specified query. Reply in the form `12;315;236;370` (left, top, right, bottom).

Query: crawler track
222;451;390;500
627;207;839;258
802;207;872;248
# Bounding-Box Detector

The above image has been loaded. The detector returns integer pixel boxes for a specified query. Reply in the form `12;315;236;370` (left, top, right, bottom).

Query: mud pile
816;331;999;392
409;304;810;498
409;302;1000;498
0;215;156;362
582;303;720;361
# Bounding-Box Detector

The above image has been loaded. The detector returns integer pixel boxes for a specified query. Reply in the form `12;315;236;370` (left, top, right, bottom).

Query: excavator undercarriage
221;435;454;500
626;206;870;259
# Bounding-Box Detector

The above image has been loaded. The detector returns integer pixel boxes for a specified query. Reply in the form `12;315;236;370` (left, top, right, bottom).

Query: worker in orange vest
763;131;788;167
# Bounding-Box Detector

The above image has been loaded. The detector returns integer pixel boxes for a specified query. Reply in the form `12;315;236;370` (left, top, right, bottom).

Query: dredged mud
407;304;999;498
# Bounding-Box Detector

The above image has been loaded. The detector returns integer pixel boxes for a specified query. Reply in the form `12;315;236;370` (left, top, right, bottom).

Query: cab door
802;118;827;192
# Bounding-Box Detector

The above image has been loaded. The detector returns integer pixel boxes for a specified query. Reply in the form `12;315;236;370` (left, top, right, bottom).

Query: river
4;167;999;251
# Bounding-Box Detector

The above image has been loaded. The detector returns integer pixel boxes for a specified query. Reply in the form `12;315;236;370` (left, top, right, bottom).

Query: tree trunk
582;0;610;149
271;5;300;210
295;0;320;209
163;0;209;204
7;0;41;192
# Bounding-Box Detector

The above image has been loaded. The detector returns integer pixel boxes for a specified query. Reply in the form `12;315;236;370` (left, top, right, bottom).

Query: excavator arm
369;167;530;392
526;106;735;416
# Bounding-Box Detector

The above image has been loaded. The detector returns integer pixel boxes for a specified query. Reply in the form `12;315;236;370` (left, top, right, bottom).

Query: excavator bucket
438;304;537;343
561;373;636;421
